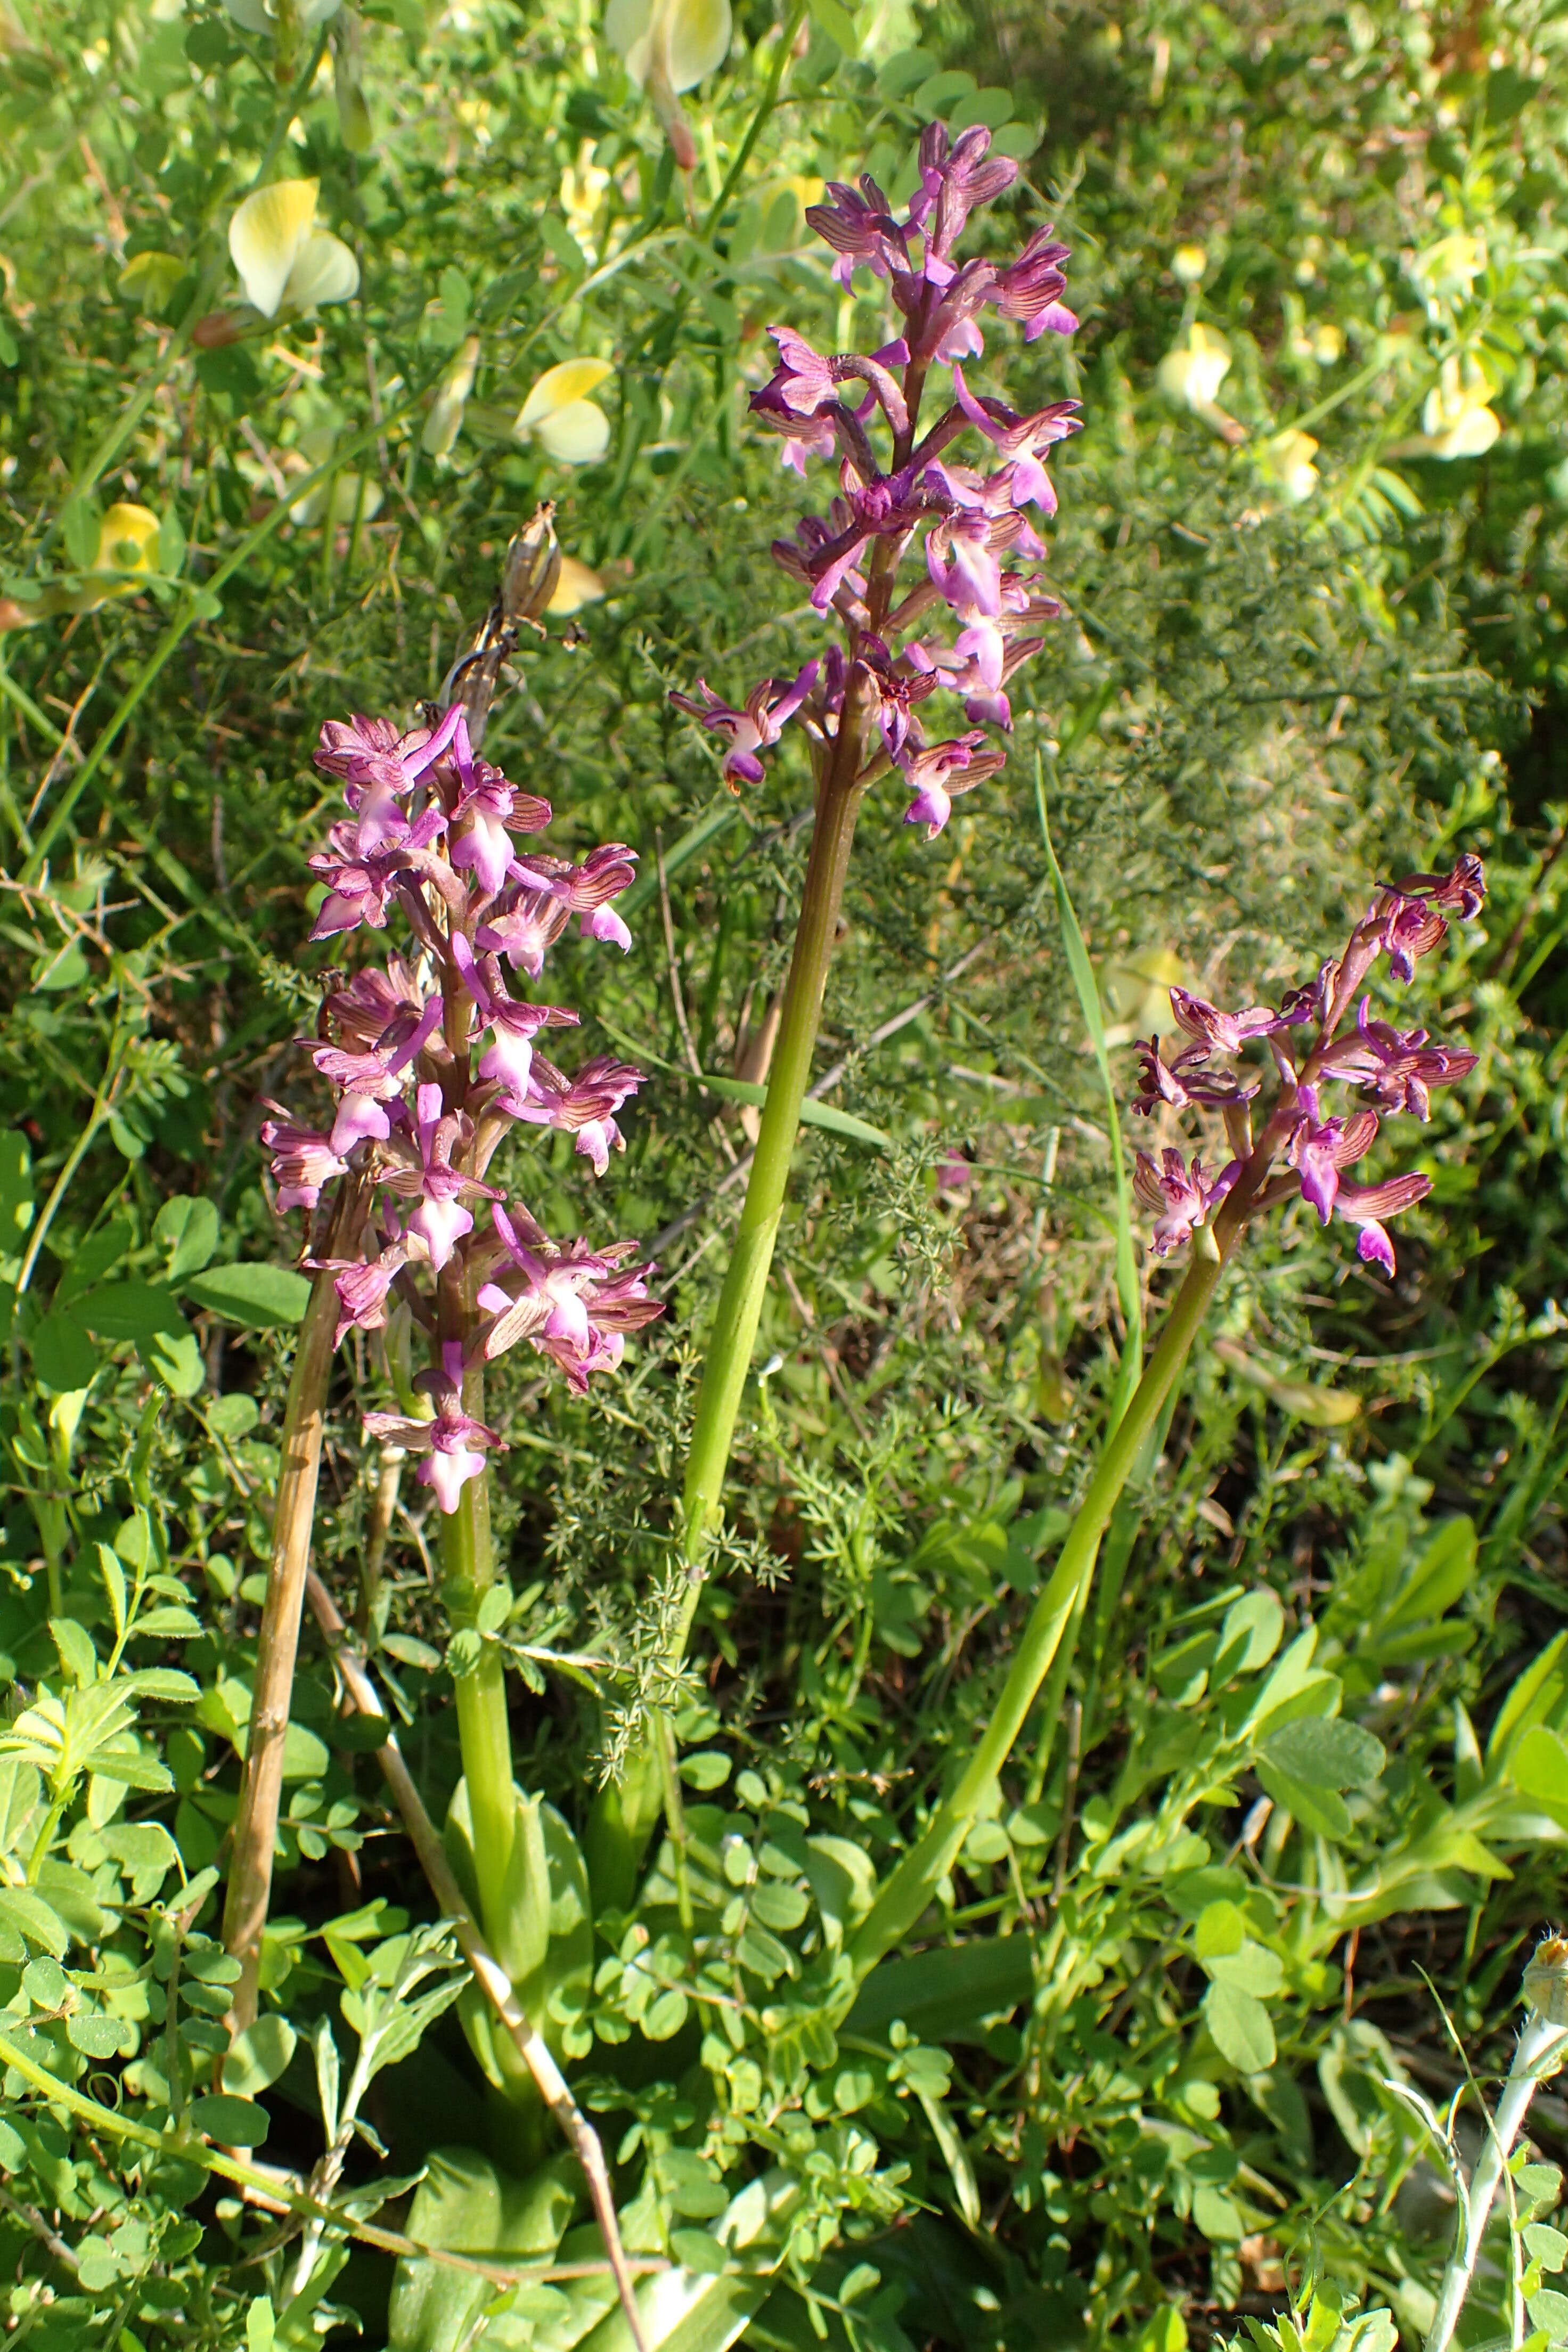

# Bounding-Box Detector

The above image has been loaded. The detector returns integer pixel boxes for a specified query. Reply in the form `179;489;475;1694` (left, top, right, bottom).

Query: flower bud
193;309;244;349
1172;243;1207;285
501;503;564;626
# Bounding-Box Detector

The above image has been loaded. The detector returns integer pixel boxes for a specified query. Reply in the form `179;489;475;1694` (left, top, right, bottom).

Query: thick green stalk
843;1230;1230;1989
587;704;869;1908
439;1371;516;1942
680;756;866;1574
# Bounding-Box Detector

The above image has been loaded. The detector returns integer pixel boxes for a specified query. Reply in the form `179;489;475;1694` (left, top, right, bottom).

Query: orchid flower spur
1129;856;1485;1280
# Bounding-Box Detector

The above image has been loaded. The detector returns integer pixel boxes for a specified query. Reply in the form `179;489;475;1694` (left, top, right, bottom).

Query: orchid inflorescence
260;538;662;1513
1131;857;1485;1277
671;120;1079;839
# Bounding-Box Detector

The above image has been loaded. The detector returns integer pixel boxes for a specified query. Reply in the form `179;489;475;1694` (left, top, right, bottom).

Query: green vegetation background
1;1;1566;2349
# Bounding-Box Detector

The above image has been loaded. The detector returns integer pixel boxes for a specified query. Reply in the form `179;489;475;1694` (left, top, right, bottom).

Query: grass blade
1034;752;1143;1419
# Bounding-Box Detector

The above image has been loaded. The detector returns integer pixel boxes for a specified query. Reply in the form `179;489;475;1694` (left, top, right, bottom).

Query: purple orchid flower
804;174;908;290
362;1343;504;1515
991;225;1079;340
310;990;444;1154
306;824;411;939
907;123;1019;255
1332;1171;1433;1278
475;888;574;978
514;1052;646;1178
951;365;1081;513
377;1082;501;1271
1168;986;1285;1057
322;1223;410;1346
1373;889;1451;985
448;932;579;1106
259;1111;348;1211
1132;1038;1260;1117
670;662;820;787
477;1204;663;1389
899;731;1006;838
504;843;640;955
1319;998;1480;1119
1133;1148;1241;1257
1286;1087;1379;1224
856;636;938;760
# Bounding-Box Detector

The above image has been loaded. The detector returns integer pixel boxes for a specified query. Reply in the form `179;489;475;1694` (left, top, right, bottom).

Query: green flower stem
1424;1982;1568;2352
586;695;870;1909
438;1432;516;1943
843;1227;1231;1989
222;1247;350;2031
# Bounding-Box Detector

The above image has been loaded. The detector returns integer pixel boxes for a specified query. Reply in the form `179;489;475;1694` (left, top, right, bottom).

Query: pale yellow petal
548;556;607;614
93;504;160;573
516;358;615;431
1431;406;1500;460
230;178;318;318
666;0;731;92
532;400;611;465
605;0;651;75
283;230;360;313
422;336;481;457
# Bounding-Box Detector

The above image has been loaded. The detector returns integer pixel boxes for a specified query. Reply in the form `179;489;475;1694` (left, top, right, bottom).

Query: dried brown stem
223;1182;364;2032
303;1571;650;2352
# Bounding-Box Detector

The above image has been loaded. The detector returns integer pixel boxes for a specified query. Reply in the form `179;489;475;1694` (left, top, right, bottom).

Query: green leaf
28;1311;99;1391
77;1283;187;1342
1263;1716;1386;1791
1214;1590;1285;1679
1194;1900;1245;1959
1036;766;1142;1421
679;1750;731;1791
0;1130;31;1239
185;2093;271;2146
62;494;102;569
97;1545;127;1639
847;1933;1033;2040
807;0;859;53
1205;1940;1284;1998
916;2089;982;2228
157;506;186;582
66;2012;128;2059
0;1887;69;1956
1254;1760;1352;1841
154;1195;219;1280
643;1987;689;2039
1526;2225;1568;2274
668;2230;728;2275
141;1325;206;1398
207;1393;260;1440
126;1667;200;1704
224;2014;298;2096
182;1261;312;1328
1202;1979;1276;2072
1379;1516;1475;1633
1528;2291;1568;2345
1509;1726;1568;1817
